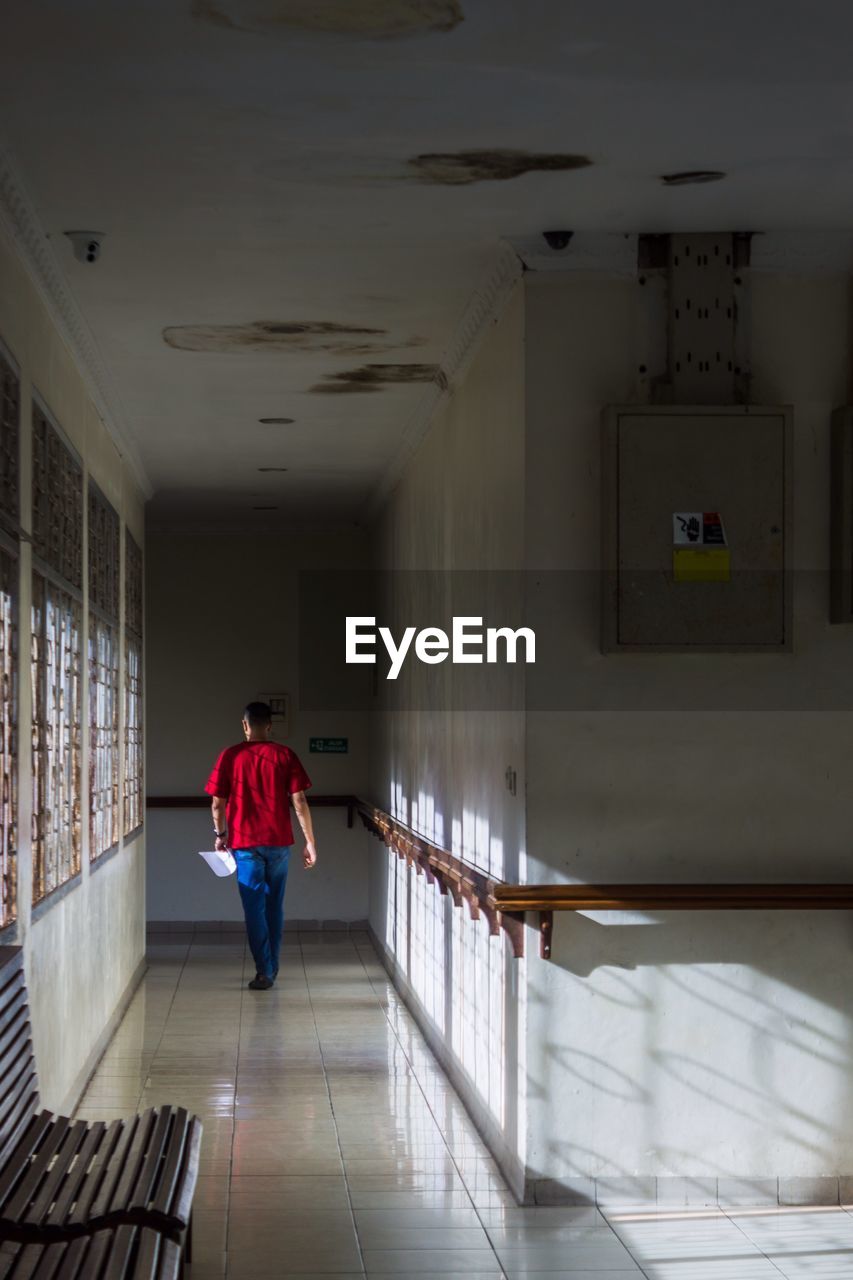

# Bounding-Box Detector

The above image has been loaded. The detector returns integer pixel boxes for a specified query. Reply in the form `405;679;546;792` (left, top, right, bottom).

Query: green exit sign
309;737;348;754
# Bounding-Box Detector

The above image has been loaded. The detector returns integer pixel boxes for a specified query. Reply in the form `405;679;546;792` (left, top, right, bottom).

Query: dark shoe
248;975;274;990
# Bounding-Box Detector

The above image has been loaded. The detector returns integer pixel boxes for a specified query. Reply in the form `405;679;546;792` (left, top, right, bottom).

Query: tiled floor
75;934;853;1278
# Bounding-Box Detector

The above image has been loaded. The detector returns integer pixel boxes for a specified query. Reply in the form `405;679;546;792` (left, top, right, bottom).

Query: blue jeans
234;846;291;979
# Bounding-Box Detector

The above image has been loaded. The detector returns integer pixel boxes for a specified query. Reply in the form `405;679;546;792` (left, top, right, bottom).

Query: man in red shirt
206;702;317;990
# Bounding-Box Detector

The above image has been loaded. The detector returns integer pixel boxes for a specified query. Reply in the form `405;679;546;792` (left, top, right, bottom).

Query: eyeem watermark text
346;616;536;680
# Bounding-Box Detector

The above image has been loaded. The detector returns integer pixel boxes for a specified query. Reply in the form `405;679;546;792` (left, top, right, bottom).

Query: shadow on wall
385;843;507;1131
527;908;853;1191
382;779;515;1140
550;908;853;979
389;778;506;880
377;786;853;1195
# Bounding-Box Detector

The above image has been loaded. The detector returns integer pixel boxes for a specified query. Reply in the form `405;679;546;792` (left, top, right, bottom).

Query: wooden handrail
148;794;853;958
493;884;853;911
356;800;853;958
356;799;535;957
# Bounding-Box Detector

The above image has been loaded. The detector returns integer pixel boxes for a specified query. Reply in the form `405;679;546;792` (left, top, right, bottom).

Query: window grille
88;483;120;861
0;348;19;928
31;406;83;903
125;530;143;640
32;406;83;590
124;636;143;836
123;532;143;836
0;541;17;928
90;615;119;858
88;483;119;619
0;352;20;533
31;574;82;901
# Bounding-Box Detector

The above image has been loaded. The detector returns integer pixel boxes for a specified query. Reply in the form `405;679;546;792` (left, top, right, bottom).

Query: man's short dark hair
243;701;273;727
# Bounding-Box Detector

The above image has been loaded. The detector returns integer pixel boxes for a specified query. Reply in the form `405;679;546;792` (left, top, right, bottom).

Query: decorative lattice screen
31;407;83;902
89;482;120;861
124;531;143;837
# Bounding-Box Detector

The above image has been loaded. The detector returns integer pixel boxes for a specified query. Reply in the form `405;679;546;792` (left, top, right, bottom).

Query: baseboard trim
62;953;148;1117
529;1174;853;1209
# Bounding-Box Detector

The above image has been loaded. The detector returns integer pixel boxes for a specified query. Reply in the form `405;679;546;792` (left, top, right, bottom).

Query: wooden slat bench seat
0;948;200;1258
0;1224;181;1279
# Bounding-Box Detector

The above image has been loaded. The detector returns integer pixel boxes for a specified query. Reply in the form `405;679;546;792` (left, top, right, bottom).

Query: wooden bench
0;1225;181;1279
0;947;201;1267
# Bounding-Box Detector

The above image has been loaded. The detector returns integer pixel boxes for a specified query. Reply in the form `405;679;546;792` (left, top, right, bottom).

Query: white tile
495;1241;640;1270
362;1249;499;1273
357;1224;491;1250
80;939;853;1280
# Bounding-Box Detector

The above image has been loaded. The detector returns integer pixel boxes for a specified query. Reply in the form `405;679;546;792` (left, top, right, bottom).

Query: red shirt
205;741;312;850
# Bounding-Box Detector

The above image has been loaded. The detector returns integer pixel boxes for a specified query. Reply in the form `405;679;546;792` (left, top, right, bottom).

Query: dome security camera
542;230;573;251
64;231;105;264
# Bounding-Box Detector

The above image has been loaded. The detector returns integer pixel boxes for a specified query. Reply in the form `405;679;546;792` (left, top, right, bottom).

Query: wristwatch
214;828;227;839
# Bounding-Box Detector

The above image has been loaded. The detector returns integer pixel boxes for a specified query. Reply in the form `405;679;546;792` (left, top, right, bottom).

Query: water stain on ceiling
410;149;593;185
163;320;426;356
309;363;444;393
193;0;463;38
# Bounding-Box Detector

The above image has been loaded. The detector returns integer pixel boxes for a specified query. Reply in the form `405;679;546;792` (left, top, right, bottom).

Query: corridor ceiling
2;0;853;528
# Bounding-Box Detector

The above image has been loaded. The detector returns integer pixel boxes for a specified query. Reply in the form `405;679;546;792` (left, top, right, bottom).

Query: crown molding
506;231;638;275
440;240;524;388
366;240;523;518
0;150;152;499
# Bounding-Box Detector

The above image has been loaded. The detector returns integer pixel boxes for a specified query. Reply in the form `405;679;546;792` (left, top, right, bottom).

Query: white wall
147;806;367;923
523;267;853;1201
368;285;529;1194
145;531;371;924
0;223;146;1112
368;262;853;1205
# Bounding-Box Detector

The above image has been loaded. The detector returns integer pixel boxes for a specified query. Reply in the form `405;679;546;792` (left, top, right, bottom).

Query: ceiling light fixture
258;417;295;425
661;170;727;186
257;467;288;472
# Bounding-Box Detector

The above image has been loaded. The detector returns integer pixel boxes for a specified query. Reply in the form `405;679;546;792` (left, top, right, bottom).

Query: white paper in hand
199;849;237;877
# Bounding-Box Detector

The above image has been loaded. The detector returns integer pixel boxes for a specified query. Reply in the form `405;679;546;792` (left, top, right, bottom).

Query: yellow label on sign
673;547;731;583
